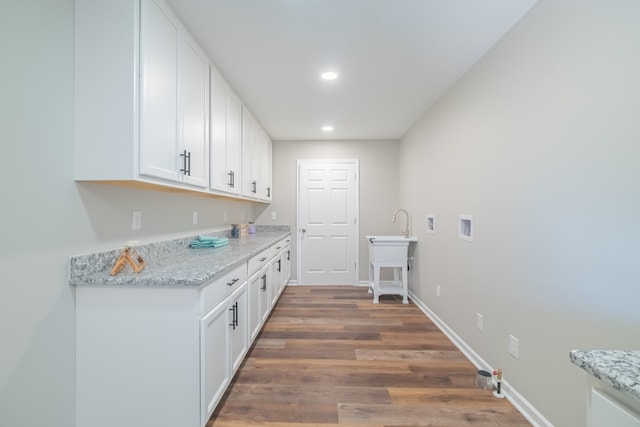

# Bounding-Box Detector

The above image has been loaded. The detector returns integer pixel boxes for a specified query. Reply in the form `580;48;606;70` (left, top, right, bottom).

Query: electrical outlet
436;285;441;298
476;313;484;332
509;334;519;359
131;211;142;230
192;211;198;225
223;212;227;222
240;211;244;221
271;211;277;220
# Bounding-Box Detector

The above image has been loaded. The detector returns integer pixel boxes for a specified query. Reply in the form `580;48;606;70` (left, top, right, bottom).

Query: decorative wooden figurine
110;243;145;276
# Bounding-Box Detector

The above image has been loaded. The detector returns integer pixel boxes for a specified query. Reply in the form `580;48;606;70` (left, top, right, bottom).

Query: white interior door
298;160;358;285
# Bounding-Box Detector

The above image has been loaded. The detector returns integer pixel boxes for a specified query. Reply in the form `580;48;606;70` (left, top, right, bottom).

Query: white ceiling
165;0;537;141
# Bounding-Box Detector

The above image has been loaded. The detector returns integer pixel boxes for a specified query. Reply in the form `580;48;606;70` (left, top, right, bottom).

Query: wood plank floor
208;286;531;426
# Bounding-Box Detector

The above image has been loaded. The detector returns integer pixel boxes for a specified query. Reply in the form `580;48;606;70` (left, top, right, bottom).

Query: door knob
301;228;307;233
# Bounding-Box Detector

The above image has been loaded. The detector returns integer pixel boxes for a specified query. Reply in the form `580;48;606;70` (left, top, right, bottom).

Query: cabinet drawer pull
227;278;239;287
259;257;267;262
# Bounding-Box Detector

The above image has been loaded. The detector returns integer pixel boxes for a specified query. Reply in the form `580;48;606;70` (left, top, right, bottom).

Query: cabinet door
283;246;291;289
259;268;271;324
241;108;254;197
260;129;273;201
139;0;180;182
250;118;262;197
210;70;242;195
241;108;261;198
209;71;228;192
225;91;242;195
179;32;209;188
248;271;262;341
228;282;248;374
200;299;230;425
271;256;281;307
591;388;640;427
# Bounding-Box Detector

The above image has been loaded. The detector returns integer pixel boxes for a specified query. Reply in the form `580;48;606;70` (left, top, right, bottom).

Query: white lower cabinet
271;237;291;297
259;266;272;324
201;279;248;424
589;387;640;427
76;287;202;427
280;244;291;295
271;254;282;307
248;269;263;342
76;240;290;427
228;282;249;373
200;295;231;424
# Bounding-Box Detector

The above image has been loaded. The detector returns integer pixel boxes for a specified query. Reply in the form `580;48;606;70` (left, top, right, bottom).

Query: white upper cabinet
241;108;260;198
139;0;209;188
75;0;208;191
138;0;180;183
260;128;273;202
179;32;210;188
226;92;242;193
210;69;242;195
241;107;272;202
75;0;271;201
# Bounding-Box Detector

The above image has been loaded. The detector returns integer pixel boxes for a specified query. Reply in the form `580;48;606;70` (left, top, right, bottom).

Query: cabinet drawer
201;263;247;314
271;239;285;254
248;248;271;276
271;236;291;254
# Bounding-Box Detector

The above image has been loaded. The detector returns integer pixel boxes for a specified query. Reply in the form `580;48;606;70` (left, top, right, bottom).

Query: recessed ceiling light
322;125;334;132
321;71;338;81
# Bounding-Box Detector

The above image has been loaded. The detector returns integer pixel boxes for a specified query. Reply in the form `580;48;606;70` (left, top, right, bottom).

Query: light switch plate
132;211;142;230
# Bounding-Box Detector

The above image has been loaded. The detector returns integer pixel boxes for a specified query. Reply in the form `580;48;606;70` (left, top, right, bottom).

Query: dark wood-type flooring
208;286;531;426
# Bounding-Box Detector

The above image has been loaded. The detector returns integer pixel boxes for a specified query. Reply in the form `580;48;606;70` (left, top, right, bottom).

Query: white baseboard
408;291;553;427
287;281;370;287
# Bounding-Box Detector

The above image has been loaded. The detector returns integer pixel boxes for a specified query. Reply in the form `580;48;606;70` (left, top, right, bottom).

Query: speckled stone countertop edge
69;226;291;288
570;349;640;402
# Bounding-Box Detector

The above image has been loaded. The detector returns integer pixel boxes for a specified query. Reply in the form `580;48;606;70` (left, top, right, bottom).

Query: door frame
296;159;360;285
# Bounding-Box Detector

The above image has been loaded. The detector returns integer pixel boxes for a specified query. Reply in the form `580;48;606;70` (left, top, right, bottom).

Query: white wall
400;0;640;425
0;2;262;426
257;140;400;281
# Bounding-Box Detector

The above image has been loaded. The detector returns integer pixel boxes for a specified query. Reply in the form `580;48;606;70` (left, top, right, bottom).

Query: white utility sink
366;235;417;264
365;235;417;304
367;235;418;244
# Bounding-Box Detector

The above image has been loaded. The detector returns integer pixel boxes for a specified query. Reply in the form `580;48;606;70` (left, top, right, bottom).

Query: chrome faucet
392;208;411;238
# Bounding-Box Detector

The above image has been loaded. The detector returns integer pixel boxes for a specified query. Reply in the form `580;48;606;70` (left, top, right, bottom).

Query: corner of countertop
570;349;640;403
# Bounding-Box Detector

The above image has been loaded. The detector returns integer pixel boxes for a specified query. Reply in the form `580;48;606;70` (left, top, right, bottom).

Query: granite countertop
570;349;640;402
69;226;290;288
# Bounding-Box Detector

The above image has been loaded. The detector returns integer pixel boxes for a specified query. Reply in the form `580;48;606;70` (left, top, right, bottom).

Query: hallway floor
208;286;531;426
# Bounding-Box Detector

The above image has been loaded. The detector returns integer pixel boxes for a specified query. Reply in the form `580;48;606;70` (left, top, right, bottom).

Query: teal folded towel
190;236;229;249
